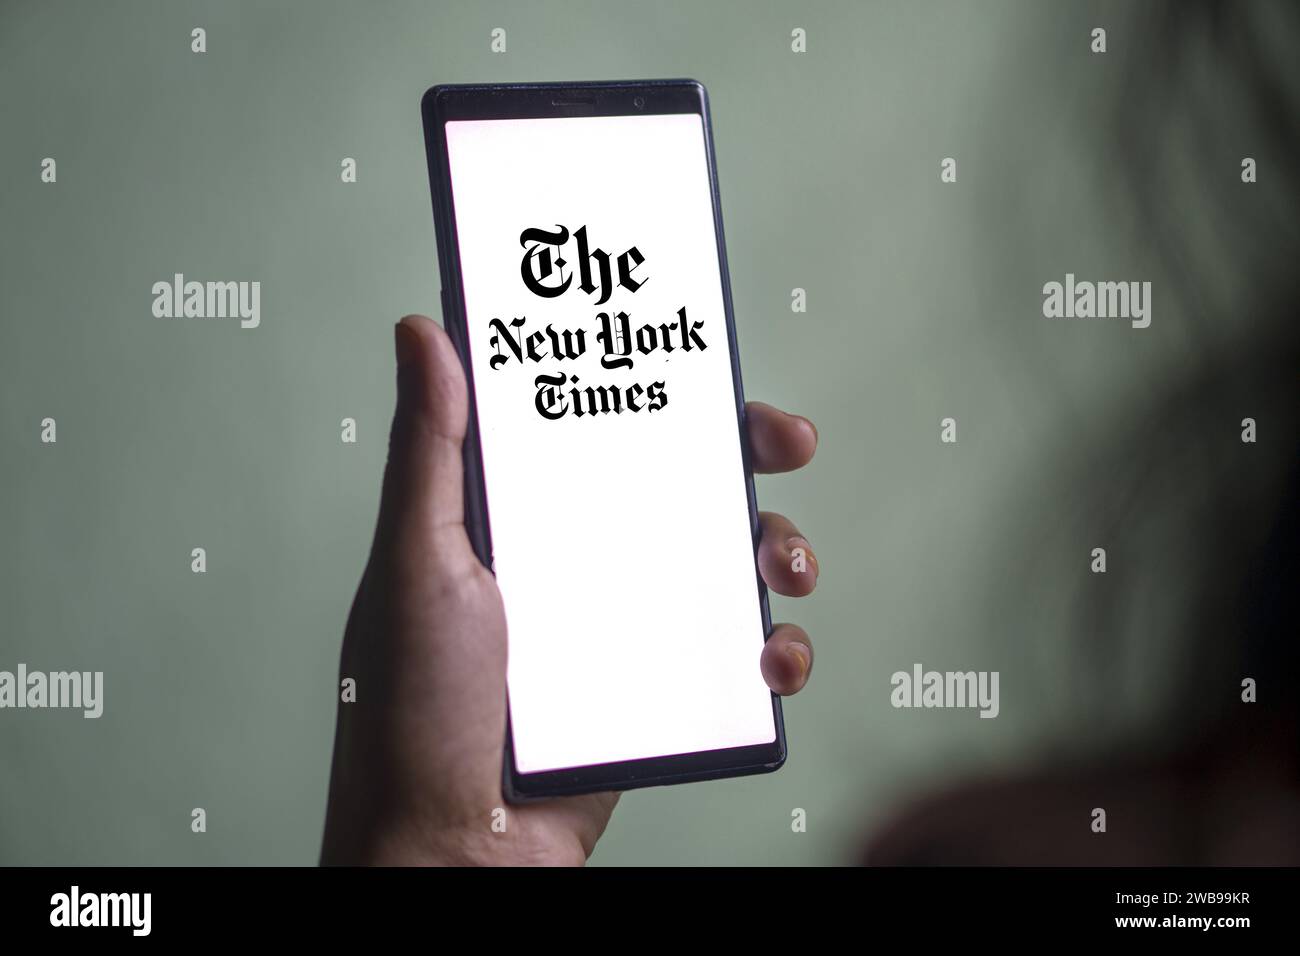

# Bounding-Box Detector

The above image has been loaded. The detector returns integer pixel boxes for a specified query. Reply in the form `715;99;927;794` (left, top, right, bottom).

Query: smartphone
420;79;784;800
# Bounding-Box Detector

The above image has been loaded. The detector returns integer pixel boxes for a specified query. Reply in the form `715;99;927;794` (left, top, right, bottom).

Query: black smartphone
420;79;784;800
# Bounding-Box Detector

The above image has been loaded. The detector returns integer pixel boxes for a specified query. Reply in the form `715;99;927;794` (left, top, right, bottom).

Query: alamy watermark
890;663;999;718
152;273;261;329
0;664;103;718
50;886;150;936
1042;273;1151;329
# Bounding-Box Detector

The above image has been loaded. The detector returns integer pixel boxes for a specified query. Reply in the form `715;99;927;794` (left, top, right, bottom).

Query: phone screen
444;112;775;775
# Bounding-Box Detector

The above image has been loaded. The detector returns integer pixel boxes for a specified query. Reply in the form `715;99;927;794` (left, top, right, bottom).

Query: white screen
445;113;775;774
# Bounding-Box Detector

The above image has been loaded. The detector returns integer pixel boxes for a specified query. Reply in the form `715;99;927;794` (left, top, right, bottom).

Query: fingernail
395;321;419;368
799;415;818;443
787;536;818;576
786;642;811;680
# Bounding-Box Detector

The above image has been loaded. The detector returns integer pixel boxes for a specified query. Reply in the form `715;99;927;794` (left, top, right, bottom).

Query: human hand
320;314;819;865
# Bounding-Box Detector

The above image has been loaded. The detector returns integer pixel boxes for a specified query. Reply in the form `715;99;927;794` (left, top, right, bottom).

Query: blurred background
1;0;1295;865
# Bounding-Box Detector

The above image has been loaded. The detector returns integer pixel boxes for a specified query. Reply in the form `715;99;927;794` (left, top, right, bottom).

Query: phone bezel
420;79;786;801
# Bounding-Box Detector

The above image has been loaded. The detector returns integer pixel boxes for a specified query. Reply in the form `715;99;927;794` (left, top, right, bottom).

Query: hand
320;314;820;866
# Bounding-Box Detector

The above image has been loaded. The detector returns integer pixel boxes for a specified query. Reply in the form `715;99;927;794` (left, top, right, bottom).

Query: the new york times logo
50;886;151;936
485;224;709;420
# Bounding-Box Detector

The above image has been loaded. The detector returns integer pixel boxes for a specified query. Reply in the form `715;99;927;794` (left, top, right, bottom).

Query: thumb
372;314;473;565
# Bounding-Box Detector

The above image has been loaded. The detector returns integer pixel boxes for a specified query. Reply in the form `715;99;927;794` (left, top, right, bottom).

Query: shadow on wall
864;0;1300;866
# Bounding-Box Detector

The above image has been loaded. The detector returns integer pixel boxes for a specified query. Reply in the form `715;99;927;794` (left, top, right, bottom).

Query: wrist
322;812;588;867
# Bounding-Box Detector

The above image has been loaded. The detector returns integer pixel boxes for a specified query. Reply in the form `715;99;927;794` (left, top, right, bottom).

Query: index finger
745;401;818;474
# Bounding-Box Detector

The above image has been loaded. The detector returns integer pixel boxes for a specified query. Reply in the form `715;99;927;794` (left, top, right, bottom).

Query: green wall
1;0;1293;865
